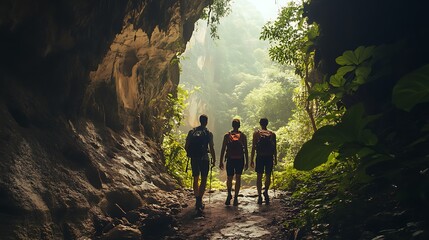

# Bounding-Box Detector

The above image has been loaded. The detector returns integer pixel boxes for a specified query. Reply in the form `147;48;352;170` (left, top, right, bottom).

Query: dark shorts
226;158;244;176
255;155;273;175
191;155;209;177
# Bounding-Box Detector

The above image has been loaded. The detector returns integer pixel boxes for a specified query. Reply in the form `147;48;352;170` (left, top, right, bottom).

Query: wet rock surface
0;0;209;239
93;189;186;240
171;187;288;240
85;187;289;240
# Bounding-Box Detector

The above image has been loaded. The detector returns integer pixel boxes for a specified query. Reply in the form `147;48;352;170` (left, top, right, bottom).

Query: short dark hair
232;119;240;128
259;118;268;127
199;114;208;124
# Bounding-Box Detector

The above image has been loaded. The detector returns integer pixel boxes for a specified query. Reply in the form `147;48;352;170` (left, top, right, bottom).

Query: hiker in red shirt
250;118;277;205
219;119;249;206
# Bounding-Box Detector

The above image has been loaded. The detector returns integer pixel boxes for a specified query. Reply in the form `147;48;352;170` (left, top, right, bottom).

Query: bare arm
243;133;249;170
185;130;191;157
209;132;216;167
219;134;227;169
250;131;258;168
273;132;277;165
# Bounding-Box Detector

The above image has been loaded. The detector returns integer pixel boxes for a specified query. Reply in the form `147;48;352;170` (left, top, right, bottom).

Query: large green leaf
354;76;365;85
355;65;371;78
330;74;346;87
392;64;429;111
340;103;366;139
335;50;359;66
339;104;380;144
294;139;335;171
312;125;348;145
354;45;375;64
336;66;356;77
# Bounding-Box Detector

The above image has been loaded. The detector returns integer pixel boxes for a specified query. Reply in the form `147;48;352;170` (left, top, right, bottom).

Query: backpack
187;127;209;158
226;131;244;159
256;130;274;156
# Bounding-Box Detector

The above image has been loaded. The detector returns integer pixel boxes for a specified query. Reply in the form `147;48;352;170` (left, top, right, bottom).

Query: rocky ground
94;187;290;240
91;175;429;240
172;187;288;240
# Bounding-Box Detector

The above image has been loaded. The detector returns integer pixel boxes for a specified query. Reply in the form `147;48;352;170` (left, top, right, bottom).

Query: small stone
103;224;141;240
371;235;385;240
412;230;425;237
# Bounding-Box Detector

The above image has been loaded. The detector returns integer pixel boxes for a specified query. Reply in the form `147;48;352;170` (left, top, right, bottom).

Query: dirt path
173;187;288;240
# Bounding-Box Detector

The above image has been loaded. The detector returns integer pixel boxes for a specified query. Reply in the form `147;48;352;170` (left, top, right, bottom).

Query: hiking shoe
257;195;263;205
196;207;204;216
225;195;232;205
233;197;239;206
263;191;270;205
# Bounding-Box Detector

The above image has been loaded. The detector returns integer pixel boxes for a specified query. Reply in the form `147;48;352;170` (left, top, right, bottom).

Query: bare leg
264;173;271;192
263;173;271;205
224;175;233;205
199;175;208;197
193;176;199;197
227;176;233;196
256;173;263;196
234;174;241;197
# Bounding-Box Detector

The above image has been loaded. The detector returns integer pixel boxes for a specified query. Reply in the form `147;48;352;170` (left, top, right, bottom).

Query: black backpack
187;127;210;158
256;130;274;156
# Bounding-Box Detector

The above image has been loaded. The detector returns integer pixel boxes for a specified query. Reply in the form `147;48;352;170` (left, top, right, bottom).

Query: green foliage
162;130;192;187
294;43;429;173
392;64;429;111
276;95;313;163
273;0;429;236
273;165;311;191
163;85;190;133
294;103;380;170
330;46;374;95
183;3;299;148
260;1;318;78
282;160;357;236
243;81;296;130
201;0;232;39
162;85;193;187
163;85;227;189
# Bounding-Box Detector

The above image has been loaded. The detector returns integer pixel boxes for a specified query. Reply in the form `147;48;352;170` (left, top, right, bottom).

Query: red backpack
226;132;244;159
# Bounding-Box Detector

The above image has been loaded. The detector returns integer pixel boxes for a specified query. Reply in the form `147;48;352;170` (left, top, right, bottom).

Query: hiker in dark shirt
185;114;216;212
250;118;277;205
219;119;249;206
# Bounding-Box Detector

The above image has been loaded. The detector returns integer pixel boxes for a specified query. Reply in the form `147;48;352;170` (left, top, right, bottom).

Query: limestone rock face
0;0;208;239
85;1;208;141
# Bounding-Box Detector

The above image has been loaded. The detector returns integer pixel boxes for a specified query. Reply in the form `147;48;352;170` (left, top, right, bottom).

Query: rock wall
0;0;208;239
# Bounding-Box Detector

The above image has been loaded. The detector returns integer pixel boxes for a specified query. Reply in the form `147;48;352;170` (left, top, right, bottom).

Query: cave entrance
164;0;299;188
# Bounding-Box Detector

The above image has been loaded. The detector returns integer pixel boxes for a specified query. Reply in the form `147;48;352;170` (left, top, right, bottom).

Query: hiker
250;118;277;205
185;114;216;212
219;119;249;206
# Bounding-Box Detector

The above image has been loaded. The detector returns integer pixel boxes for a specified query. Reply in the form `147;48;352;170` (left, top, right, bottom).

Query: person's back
226;130;245;160
220;119;248;206
187;125;210;158
185;114;216;213
250;118;277;205
255;129;275;157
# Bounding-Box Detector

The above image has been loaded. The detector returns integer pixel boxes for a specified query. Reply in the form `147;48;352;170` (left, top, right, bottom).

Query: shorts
191;155;209;177
226;158;244;176
255;155;273;175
